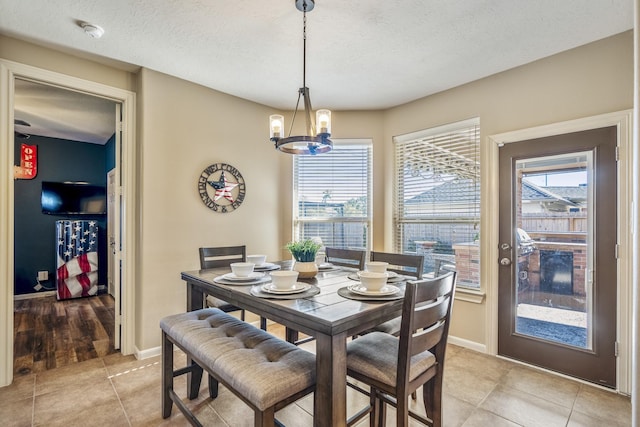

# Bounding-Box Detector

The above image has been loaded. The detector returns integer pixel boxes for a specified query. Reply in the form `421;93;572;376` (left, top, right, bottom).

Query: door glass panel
513;151;593;350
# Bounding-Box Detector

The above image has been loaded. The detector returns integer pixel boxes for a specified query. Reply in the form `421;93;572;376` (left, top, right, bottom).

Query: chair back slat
325;247;366;270
410;320;445;356
414;276;454;302
370;251;424;279
413;296;450;334
199;246;246;269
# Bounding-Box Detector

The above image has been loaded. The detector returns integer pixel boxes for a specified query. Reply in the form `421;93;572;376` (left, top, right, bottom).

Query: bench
161;308;316;427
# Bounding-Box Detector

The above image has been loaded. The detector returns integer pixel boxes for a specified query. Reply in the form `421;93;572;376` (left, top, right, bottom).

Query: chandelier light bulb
269;115;284;140
316;109;331;135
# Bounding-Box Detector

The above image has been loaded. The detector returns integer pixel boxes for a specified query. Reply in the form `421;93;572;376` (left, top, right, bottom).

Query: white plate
254;262;280;271
221;272;265;281
348;284;400;296
261;282;310;294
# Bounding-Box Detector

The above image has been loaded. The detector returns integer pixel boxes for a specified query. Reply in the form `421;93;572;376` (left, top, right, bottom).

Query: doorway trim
0;59;137;387
486;110;632;394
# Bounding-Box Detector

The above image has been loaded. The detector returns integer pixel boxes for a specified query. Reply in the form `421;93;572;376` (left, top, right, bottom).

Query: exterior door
497;126;617;388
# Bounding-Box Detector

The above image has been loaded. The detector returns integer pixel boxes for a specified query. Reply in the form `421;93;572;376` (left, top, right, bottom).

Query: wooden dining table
180;261;406;427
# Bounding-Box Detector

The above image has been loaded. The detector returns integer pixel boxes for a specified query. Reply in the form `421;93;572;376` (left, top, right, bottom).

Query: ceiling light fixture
81;22;105;39
269;0;332;155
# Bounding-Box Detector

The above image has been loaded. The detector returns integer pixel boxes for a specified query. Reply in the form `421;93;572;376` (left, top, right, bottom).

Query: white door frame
0;59;137;387
485;110;633;394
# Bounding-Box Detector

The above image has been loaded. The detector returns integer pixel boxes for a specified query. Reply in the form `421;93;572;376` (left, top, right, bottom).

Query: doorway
497;127;617;387
12;79;119;374
0;59;137;387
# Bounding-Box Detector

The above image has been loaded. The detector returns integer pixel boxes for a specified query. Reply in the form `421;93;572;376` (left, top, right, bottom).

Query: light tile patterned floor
0;325;631;426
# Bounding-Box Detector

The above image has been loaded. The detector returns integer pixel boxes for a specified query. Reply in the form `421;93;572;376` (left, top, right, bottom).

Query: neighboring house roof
406;179;480;204
543;185;588;202
404;179;584;208
521;181;580;207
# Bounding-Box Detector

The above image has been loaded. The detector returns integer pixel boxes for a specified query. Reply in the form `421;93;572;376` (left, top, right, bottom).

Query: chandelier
269;0;332;155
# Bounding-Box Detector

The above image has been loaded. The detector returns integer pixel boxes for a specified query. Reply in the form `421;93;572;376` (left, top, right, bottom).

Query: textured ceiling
1;0;634;143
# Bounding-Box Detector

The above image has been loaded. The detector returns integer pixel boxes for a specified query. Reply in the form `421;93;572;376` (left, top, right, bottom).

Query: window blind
293;140;372;250
394;119;480;288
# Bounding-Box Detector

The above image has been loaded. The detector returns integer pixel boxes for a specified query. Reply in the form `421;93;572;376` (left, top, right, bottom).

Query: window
394;119;480;288
293;139;372;250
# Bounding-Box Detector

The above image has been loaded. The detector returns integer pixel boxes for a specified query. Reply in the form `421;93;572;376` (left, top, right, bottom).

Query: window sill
454;287;485;304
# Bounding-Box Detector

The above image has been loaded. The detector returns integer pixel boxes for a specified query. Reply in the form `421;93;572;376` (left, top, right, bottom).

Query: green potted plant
286;239;322;278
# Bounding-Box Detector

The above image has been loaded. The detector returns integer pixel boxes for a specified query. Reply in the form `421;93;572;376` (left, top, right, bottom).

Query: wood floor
13;293;117;376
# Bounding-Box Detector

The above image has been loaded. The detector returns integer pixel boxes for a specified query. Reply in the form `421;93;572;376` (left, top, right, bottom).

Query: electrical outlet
37;270;48;281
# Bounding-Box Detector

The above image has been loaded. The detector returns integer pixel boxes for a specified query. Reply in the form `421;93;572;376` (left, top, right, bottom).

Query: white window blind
394;119;480;288
293;140;372;250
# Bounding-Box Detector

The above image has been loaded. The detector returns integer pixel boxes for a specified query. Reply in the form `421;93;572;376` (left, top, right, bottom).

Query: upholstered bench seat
161;308;316;426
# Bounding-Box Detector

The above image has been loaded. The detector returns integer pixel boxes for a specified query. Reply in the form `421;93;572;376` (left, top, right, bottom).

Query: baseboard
135;345;161;360
14;290;57;300
448;335;487;353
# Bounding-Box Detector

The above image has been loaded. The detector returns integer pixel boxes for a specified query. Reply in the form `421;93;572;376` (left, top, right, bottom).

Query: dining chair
364;252;426;337
285;247;365;347
370;251;424;279
325;247;366;270
199;246;267;330
345;272;456;427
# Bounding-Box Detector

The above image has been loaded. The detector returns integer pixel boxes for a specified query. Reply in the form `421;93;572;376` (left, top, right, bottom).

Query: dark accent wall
14;134;115;295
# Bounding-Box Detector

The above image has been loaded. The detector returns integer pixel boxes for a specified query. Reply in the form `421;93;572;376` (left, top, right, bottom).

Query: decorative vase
293;261;318;279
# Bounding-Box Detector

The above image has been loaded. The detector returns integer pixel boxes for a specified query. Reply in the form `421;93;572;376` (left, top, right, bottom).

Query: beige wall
382;31;633;344
0;35;137;92
136;68;293;349
1;30;633;352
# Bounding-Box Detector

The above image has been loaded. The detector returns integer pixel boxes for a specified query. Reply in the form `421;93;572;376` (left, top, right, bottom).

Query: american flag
56;220;99;300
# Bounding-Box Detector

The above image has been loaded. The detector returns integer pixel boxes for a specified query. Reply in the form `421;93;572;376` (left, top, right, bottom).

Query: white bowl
365;261;389;273
315;252;326;266
230;262;255;277
358;271;388;291
270;270;299;289
246;254;267;266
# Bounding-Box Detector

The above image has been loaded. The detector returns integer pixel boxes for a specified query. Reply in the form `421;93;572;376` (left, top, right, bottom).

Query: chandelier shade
268;0;333;155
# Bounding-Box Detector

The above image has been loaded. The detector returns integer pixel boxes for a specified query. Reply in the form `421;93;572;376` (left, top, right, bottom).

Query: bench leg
255;407;276;427
162;331;174;418
208;374;219;399
188;359;203;400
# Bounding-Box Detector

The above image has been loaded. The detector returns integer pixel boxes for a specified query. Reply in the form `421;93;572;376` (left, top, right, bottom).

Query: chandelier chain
303;6;307;89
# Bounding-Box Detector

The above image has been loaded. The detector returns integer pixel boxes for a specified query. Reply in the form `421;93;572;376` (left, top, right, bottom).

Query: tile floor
0;325;631;427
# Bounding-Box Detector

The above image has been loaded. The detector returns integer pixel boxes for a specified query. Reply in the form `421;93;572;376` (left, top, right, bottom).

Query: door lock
499;257;512;266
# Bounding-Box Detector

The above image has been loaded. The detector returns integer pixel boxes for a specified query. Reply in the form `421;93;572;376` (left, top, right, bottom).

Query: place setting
214;262;271;285
251;270;320;299
339;261;405;301
346;261;407;284
247;254;281;272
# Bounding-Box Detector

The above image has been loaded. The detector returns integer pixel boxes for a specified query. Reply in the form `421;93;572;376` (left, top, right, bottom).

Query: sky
523;171;587;187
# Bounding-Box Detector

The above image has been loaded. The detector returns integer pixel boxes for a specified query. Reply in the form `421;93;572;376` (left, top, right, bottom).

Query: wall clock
197;163;246;213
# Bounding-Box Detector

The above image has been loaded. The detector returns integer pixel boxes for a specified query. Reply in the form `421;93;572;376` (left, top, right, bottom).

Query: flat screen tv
41;181;107;215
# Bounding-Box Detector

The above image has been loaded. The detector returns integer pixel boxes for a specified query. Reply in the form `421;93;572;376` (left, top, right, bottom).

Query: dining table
180;260;407;427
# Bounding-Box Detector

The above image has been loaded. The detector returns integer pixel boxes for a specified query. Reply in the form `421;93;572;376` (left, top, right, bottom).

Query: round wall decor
197;163;246;213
